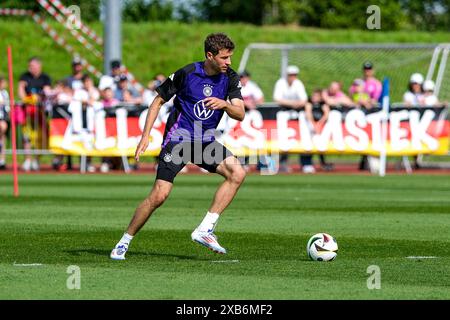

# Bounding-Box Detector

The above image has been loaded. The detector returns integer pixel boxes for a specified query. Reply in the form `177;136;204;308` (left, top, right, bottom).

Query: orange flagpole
7;46;19;197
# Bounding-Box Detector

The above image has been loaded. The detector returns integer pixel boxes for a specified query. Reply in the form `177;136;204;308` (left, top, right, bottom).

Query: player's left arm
204;69;245;121
204;97;245;121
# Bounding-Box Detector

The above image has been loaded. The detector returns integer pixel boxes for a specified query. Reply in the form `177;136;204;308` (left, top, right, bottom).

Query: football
307;233;338;261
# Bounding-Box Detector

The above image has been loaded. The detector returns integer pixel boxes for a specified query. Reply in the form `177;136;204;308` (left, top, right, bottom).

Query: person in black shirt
18;56;52;171
305;89;334;171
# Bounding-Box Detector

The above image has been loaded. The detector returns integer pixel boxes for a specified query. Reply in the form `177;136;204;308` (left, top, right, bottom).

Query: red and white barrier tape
31;13;103;78
1;5;143;90
49;0;103;46
37;0;103;59
41;0;143;91
0;8;33;16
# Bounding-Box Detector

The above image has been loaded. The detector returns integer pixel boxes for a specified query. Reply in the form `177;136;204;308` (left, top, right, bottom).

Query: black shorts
156;140;234;183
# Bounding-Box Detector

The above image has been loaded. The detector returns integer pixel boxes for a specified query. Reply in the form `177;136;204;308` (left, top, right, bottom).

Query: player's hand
204;97;228;110
135;136;149;162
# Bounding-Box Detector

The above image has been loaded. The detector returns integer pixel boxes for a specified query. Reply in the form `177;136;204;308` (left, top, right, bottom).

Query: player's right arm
135;95;165;162
135;66;190;161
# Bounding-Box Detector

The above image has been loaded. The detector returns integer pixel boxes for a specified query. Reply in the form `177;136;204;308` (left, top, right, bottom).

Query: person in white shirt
403;73;424;107
273;65;314;173
239;70;265;171
273;65;308;109
422;80;439;106
240;70;264;110
0;76;9;169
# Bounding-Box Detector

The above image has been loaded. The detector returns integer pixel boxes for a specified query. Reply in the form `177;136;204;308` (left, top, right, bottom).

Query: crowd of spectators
0;56;444;173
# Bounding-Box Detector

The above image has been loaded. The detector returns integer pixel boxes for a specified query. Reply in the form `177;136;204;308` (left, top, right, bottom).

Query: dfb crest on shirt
203;84;213;97
163;153;172;162
193;100;214;120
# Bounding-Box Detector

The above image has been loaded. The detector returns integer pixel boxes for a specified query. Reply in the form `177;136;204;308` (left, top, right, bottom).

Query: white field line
13;262;44;267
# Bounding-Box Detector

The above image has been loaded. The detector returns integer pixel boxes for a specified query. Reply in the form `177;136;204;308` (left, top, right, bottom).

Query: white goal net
238;43;449;104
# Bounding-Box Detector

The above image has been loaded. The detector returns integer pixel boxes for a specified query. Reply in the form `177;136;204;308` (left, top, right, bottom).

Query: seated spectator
403;73;424;107
99;86;119;173
239;70;265;171
305;89;333;171
114;75;142;105
155;73;166;84
101;87;119;108
422;80;439;107
143;79;160;106
82;74;100;104
51;79;75;171
65;57;84;90
322;81;353;107
240;70;264;110
0;76;9;170
350;78;372;109
55;79;73;105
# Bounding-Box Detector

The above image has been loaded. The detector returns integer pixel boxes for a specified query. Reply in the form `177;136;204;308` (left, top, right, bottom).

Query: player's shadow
64;249;211;261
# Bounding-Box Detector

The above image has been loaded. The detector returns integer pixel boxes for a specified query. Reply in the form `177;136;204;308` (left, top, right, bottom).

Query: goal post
238;43;449;104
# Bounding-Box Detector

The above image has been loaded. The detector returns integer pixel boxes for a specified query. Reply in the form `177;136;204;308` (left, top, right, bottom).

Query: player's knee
157;189;171;205
230;166;246;185
150;187;171;207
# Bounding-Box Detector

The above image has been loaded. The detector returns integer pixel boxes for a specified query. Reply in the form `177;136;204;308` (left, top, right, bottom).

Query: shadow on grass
64;248;211;261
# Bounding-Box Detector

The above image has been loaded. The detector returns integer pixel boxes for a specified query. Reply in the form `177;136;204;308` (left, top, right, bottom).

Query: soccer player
111;33;246;259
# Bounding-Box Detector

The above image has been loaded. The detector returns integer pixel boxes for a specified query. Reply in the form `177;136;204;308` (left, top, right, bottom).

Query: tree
122;0;173;22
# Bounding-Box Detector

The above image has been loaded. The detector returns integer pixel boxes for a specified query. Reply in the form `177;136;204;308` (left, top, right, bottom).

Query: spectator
403;73;424;107
98;60;123;92
422;80;439;107
110;59;123;87
50;79;74;171
361;61;382;105
143;79;160;106
18;56;52;171
239;70;264;110
354;62;382;171
65;57;84;90
305;89;334;171
82;74;100;104
350;78;372;109
99;86;119;173
114;75;142;105
0;76;9;170
322;81;353;107
273;65;313;173
101;87;119;108
55;79;73;105
154;73;166;84
239;70;265;171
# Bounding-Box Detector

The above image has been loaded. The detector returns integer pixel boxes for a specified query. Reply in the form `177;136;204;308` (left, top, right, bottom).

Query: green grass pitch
0;173;449;299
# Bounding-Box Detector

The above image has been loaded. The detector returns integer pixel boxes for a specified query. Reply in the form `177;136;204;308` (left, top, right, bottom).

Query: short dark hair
29;56;42;64
111;60;121;69
204;33;235;57
81;73;91;82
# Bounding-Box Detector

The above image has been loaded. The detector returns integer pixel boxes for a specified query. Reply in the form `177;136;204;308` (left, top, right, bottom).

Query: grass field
0;173;449;300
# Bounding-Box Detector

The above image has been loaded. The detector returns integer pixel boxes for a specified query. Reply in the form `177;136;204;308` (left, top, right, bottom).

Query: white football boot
191;229;227;254
110;243;128;260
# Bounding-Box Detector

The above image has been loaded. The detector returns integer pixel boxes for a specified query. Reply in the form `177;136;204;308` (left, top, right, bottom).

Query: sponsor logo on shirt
193;100;214;120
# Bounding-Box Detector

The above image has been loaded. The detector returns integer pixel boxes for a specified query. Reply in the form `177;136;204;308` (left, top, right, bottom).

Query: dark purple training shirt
156;62;242;146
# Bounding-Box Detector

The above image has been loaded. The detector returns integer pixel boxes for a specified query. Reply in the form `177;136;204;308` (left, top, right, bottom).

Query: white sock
119;232;134;245
197;211;220;232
